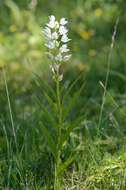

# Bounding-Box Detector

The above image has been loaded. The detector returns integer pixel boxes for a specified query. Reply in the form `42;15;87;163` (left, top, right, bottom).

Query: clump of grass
84;152;126;190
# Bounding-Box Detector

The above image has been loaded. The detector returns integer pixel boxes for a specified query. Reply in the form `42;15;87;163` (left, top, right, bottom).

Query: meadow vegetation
0;0;126;189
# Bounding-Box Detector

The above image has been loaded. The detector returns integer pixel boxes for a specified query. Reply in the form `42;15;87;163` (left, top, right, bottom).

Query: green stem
54;70;62;190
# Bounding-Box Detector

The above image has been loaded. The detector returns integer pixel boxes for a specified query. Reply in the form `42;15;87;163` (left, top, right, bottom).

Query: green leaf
62;73;84;104
36;97;58;131
40;121;57;160
5;0;23;25
43;91;57;114
58;153;76;175
61;115;83;148
63;83;85;120
34;73;56;99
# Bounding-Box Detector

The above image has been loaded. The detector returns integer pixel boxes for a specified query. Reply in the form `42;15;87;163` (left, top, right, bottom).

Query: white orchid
59;26;68;35
55;53;63;62
60;44;69;53
43;15;72;81
60;18;68;25
45;40;55;49
46;15;56;28
43;27;52;39
61;34;71;43
52;32;58;40
63;54;72;61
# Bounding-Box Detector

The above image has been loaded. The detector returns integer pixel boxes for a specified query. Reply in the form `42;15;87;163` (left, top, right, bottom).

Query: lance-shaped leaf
58;153;76;175
33;73;56;99
61;115;84;149
36;97;58;132
40;121;57;160
43;91;57;114
62;73;84;104
63;83;85;121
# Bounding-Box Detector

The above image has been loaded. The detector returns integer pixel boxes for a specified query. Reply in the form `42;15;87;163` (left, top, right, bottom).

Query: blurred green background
0;0;126;118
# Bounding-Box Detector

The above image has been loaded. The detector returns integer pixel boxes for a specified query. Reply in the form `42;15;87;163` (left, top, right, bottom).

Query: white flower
60;44;69;53
63;54;72;61
46;16;60;29
55;53;63;62
61;34;70;43
52;32;58;40
43;27;52;39
45;40;55;49
47;15;56;28
43;27;51;35
59;26;68;35
50;15;55;21
43;15;72;78
53;63;60;72
60;18;68;25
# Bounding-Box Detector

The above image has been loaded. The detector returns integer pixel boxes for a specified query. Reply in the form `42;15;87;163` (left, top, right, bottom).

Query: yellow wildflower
78;29;95;40
95;8;103;17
